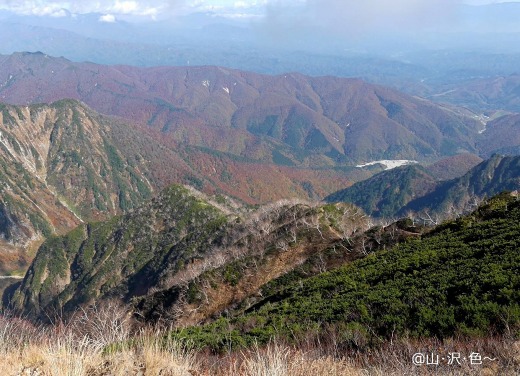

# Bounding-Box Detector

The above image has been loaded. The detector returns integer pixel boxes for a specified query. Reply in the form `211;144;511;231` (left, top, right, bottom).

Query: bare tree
71;300;131;348
287;227;298;244
419;209;440;226
360;237;373;256
301;214;324;239
467;194;483;211
276;239;289;252
405;210;417;227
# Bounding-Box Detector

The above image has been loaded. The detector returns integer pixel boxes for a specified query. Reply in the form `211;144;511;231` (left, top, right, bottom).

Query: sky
0;0;517;20
0;0;519;44
1;0;519;66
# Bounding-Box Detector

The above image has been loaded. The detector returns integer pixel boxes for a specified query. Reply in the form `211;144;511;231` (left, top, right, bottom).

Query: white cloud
233;1;249;8
186;0;276;18
0;0;174;18
111;0;139;14
214;11;261;19
0;0;514;21
99;13;116;22
0;2;67;17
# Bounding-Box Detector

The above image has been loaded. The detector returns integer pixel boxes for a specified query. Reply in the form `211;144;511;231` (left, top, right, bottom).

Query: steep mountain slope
325;165;438;218
403;154;520;217
0;162;79;273
10;184;379;322
0;99;354;275
173;192;520;350
10;185;229;316
327;154;520;219
0;100;156;272
0;100;154;220
477;113;520;157
0;52;482;165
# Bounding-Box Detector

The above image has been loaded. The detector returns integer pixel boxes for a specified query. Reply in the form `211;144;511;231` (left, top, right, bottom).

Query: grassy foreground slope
174;192;520;350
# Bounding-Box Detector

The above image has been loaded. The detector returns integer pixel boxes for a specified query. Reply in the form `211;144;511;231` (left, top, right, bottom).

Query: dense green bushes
172;193;520;351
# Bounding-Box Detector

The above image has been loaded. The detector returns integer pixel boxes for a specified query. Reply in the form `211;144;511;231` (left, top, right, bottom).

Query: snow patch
222;86;230;94
202;80;210;88
356;160;418;170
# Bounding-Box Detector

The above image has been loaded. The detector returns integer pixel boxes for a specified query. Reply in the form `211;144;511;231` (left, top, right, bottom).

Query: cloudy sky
0;0;517;19
0;0;518;41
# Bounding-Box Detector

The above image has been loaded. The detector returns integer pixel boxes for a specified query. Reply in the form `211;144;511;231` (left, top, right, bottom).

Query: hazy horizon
1;0;520;87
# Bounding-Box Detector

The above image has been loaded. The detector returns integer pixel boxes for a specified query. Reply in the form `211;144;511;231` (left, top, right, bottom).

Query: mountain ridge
326;154;520;219
9;184;377;323
171;192;520;351
0;52;483;165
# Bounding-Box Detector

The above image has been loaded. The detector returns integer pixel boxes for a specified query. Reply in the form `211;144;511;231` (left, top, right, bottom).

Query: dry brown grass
0;309;518;375
0;330;199;376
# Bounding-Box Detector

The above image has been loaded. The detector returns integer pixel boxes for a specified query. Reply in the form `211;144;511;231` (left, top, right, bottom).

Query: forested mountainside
10;185;519;355
326;164;437;218
327;154;520;219
0;100;153;220
425;153;483;181
402;154;520;218
0;52;483;166
10;183;414;325
172;192;520;351
477;113;520;157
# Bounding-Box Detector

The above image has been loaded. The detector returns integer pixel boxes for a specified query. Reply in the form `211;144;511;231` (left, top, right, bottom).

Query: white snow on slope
356;160;418;170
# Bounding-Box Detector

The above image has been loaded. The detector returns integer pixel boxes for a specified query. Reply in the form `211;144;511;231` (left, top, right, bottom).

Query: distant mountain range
1;6;519;362
0;52;485;166
1;52;519;276
326;154;520;219
426;74;520;113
